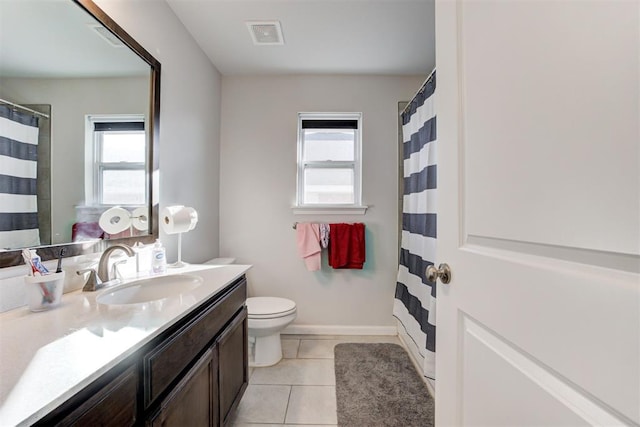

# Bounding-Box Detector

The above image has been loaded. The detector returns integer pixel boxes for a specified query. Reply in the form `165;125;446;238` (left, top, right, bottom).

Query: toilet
246;297;297;367
205;258;296;367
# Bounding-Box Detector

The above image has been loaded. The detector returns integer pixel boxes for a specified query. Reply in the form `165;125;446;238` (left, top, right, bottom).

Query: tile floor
229;335;403;427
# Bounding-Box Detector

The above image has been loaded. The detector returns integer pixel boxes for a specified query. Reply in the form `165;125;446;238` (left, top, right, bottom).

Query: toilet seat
246;297;297;367
247;297;297;319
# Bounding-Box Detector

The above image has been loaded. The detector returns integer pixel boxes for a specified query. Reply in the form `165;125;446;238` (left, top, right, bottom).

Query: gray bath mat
334;343;434;427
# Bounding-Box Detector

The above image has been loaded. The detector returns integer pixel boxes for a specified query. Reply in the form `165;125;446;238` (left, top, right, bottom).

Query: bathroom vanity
0;264;250;426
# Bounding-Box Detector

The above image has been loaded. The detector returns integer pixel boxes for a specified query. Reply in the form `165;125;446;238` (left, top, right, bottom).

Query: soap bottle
151;240;166;274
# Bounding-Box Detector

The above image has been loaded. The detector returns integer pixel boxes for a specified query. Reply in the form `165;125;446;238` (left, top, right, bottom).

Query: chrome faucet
78;268;101;292
97;244;135;283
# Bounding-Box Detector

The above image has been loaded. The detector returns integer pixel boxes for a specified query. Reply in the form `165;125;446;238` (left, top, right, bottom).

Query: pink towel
296;223;322;271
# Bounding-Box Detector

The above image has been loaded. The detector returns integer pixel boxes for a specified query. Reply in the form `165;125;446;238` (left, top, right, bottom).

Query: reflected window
86;115;146;205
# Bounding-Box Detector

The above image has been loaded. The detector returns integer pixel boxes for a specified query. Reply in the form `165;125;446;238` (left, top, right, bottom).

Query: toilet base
251;333;283;367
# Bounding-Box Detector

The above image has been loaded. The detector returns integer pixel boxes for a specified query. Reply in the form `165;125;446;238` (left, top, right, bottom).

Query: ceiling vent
246;21;284;45
88;24;125;48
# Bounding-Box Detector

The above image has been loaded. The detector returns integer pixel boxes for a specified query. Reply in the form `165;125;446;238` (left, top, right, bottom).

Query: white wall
95;0;222;264
220;75;424;329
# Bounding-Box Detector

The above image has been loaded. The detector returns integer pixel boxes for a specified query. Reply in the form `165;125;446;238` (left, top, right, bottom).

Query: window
86;115;146;206
296;113;363;209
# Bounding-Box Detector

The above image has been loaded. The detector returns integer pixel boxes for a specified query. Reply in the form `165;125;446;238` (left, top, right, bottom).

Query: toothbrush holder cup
24;271;65;312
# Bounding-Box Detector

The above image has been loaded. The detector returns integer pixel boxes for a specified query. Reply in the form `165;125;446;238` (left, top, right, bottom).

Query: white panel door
435;1;639;425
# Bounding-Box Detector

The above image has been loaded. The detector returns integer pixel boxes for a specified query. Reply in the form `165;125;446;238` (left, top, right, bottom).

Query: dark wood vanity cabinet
217;306;249;425
36;276;248;427
148;307;248;427
147;347;218;426
57;365;138;427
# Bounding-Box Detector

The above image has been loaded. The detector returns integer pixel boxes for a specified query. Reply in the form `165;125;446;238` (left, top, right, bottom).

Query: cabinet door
58;365;137;427
143;279;246;408
218;307;248;426
148;348;219;427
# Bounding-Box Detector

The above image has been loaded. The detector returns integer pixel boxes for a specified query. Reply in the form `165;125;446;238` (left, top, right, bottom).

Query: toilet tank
205;258;236;265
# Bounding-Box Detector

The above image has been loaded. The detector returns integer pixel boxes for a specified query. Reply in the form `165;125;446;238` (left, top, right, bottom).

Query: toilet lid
247;297;296;316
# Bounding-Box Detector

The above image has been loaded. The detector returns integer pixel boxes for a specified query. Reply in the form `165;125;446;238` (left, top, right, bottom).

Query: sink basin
96;274;203;305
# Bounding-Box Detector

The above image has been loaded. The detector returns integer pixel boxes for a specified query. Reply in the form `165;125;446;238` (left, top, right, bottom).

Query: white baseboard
282;324;397;336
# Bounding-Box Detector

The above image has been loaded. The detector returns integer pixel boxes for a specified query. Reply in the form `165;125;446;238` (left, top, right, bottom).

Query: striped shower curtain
0;105;41;249
393;70;437;379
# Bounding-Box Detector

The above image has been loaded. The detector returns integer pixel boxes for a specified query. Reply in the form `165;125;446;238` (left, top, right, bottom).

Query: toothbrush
41;285;54;304
56;248;66;273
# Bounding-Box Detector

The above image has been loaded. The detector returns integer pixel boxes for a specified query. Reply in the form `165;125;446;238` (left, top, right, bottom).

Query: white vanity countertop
0;264;251;426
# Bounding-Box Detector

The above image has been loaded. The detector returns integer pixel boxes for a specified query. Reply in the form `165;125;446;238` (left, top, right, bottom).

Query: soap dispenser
151;239;167;274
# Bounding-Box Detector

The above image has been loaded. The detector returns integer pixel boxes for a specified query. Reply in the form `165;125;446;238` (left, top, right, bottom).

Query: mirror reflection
0;0;153;250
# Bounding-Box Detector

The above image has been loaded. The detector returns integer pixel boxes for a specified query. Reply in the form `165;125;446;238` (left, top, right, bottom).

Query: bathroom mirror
0;0;160;267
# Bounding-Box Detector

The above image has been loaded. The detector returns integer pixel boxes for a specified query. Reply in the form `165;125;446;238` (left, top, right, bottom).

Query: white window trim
84;114;146;206
292;205;368;215
294;112;367;214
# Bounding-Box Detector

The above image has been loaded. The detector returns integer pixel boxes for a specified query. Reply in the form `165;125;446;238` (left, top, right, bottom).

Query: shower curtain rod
0;98;50;119
400;68;436;117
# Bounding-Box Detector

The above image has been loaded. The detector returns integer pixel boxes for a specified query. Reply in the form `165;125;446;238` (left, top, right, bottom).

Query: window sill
292;205;368;215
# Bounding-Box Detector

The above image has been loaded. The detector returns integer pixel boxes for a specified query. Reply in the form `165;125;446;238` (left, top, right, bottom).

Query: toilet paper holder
160;205;198;268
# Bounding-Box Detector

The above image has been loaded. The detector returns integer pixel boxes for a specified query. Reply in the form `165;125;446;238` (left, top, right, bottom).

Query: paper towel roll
99;207;131;234
161;206;198;234
131;207;149;231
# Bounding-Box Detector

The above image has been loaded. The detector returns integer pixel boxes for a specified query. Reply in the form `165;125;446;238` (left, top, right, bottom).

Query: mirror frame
0;0;160;268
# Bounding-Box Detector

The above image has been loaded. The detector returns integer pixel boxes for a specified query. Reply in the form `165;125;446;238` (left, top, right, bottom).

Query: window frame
85;114;146;206
296;112;364;210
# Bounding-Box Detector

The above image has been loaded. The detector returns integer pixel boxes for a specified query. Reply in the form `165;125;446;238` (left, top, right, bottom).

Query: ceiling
0;0;149;78
165;0;436;76
0;0;435;78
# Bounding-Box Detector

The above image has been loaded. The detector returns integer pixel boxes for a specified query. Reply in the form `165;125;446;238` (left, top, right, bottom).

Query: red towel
328;223;366;269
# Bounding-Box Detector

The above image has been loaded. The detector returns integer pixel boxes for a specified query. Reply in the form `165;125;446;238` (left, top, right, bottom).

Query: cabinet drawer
144;279;246;407
59;365;137;427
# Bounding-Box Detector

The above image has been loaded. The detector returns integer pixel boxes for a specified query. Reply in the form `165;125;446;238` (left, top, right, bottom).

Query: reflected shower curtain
393;70;437;379
0;105;40;249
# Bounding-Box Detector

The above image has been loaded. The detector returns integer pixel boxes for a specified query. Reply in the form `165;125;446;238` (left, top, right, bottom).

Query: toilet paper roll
183;207;198;231
160;205;183;233
161;206;198;234
131;207;149;231
99;207;131;234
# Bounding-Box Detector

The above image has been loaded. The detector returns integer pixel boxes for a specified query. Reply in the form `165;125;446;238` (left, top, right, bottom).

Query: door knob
426;263;452;284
